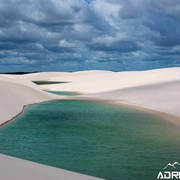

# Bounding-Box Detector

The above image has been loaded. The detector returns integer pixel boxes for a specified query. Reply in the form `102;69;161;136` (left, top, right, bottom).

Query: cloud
59;39;76;48
0;0;179;72
92;33;127;45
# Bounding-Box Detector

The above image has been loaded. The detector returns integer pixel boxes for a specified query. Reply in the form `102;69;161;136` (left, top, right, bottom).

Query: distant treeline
1;71;40;75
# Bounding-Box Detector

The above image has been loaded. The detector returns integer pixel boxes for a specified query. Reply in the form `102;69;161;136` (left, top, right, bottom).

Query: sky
0;0;180;72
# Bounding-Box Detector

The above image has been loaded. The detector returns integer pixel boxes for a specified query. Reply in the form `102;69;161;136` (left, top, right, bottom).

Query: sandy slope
82;80;180;117
0;75;59;126
0;154;103;180
36;68;180;94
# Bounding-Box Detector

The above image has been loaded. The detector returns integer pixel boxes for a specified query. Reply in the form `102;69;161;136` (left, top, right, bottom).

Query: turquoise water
0;100;180;180
46;91;78;96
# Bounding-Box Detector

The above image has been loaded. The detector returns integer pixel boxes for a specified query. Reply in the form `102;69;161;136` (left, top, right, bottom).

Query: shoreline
44;90;86;95
0;99;62;127
64;96;180;127
1;95;180;128
109;100;180;128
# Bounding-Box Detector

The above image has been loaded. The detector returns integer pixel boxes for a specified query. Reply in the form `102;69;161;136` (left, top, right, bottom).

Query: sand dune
0;67;180;179
83;80;180;118
0;154;103;180
0;75;59;126
4;67;179;118
38;68;180;94
32;67;180;118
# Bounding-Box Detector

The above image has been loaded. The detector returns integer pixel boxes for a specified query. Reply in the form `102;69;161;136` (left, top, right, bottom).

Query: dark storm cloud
0;0;179;72
45;45;75;53
0;42;17;50
87;41;141;53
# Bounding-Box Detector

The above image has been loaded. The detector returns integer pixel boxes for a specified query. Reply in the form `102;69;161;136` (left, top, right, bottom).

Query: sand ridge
19;67;180;118
1;67;179;124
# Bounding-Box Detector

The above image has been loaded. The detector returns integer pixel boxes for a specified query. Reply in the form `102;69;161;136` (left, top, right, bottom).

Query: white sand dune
0;75;60;126
29;67;180;118
0;154;103;180
0;67;180;179
82;80;180;117
38;68;180;94
9;67;179;117
19;72;71;81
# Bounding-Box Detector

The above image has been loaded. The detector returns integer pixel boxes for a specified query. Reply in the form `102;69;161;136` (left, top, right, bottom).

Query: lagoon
32;81;69;85
46;91;78;96
0;100;180;180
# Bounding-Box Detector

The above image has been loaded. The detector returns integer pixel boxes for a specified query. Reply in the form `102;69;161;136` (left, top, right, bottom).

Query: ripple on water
0;100;180;180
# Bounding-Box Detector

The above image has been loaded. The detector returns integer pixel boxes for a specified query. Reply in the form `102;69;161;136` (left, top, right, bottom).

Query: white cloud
36;43;44;50
91;0;122;18
92;33;127;45
90;0;122;27
0;30;5;37
59;39;75;48
19;25;27;33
